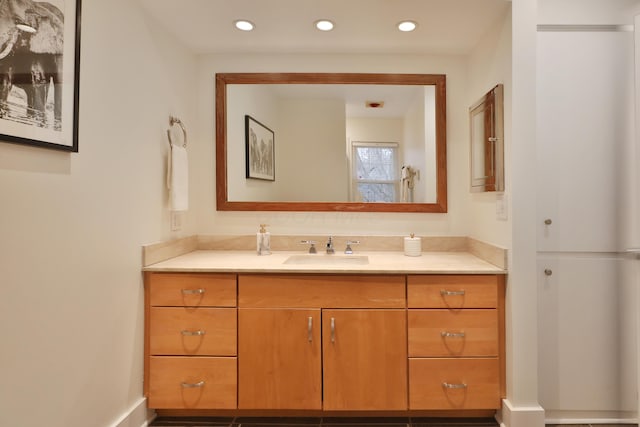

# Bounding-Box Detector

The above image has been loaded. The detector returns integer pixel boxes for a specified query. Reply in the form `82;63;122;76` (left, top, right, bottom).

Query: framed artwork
245;115;275;181
0;0;82;152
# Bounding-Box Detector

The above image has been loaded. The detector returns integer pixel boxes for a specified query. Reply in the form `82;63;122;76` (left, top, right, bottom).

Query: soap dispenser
257;224;271;255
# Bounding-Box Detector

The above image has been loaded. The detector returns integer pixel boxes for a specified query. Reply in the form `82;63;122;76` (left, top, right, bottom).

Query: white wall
503;3;546;427
195;53;469;236
466;8;512;249
227;84;280;202
401;86;436;204
0;1;198;426
278;97;348;201
464;13;547;426
347;117;403;145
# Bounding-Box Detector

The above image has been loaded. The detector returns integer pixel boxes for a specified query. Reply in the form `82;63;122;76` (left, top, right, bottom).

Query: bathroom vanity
142;237;506;417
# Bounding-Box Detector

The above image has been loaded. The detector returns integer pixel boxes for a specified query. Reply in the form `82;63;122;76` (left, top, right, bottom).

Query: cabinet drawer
408;275;498;308
148;273;237;307
409;358;500;409
148;356;237;409
408;309;498;357
149;307;237;356
239;274;405;308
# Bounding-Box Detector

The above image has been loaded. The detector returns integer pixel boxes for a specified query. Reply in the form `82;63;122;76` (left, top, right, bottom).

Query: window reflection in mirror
351;142;399;202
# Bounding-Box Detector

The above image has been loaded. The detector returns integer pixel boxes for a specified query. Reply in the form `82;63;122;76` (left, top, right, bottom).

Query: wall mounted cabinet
470;84;504;193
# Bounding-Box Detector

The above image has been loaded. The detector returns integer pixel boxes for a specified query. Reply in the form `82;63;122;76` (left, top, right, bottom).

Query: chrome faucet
344;240;360;254
326;236;335;254
300;240;317;254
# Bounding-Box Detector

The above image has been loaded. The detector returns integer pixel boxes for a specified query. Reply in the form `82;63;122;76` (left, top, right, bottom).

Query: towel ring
167;116;187;148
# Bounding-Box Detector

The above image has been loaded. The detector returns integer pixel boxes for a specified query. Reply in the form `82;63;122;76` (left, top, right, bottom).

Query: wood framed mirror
216;73;447;212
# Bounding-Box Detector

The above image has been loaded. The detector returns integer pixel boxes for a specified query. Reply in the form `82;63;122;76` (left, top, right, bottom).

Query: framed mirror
469;84;504;192
216;73;447;212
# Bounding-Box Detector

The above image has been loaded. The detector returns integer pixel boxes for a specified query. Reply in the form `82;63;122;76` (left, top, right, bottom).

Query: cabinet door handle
441;331;466;338
181;288;205;295
440;290;465;296
442;382;467;389
181;329;206;336
181;380;205;388
330;317;336;343
308;317;313;342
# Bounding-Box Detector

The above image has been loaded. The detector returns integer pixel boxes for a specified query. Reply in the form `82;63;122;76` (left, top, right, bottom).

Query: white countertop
143;250;506;274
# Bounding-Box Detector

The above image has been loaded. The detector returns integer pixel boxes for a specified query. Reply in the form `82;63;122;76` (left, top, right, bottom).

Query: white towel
168;144;188;211
401;166;409;202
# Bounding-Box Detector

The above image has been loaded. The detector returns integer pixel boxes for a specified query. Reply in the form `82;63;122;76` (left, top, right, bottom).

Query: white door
537;25;637;422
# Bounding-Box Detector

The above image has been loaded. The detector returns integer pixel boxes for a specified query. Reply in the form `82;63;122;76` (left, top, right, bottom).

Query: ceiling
137;0;511;55
234;83;426;118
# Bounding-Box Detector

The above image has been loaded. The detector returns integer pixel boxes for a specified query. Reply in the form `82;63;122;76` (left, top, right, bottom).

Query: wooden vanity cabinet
145;273;238;409
237;274;407;411
145;271;505;414
407;274;505;410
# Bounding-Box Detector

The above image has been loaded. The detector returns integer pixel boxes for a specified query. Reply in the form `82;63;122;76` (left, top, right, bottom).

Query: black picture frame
245;115;275;181
0;0;82;152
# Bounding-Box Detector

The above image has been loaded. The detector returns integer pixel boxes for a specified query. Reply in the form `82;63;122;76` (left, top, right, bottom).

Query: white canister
404;234;422;257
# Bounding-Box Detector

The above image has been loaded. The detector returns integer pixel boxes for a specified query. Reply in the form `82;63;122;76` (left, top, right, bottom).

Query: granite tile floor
150;419;638;427
149;417;500;427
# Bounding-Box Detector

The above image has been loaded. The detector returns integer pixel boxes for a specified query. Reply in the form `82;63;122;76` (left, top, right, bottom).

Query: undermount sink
283;254;369;266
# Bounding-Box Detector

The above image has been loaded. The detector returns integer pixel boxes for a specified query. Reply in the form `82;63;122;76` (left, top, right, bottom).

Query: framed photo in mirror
245;115;275;181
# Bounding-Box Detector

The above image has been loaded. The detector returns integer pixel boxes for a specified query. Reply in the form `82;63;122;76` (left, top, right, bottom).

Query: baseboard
496;399;545;427
546;420;638;425
544;409;638;424
110;397;155;427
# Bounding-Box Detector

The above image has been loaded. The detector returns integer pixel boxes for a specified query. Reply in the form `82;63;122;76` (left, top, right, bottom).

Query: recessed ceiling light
234;20;254;31
397;20;418;32
315;19;335;31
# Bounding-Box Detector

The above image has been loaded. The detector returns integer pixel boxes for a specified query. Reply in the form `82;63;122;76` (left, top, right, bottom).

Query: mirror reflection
216;73;447;212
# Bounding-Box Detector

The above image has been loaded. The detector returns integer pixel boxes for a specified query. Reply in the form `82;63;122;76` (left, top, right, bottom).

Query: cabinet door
322;309;407;410
238;308;321;409
537;255;635;413
536;31;634;253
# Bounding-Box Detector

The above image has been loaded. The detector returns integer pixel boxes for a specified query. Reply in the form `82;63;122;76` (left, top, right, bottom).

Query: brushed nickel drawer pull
181;288;205;295
330;317;336;343
181;380;205;388
443;382;467;389
308;317;313;342
441;331;466;338
181;330;206;336
440;290;465;296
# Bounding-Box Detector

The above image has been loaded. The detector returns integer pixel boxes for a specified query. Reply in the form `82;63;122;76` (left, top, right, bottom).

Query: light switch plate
496;193;508;221
170;211;182;231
